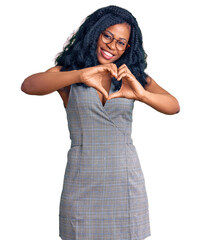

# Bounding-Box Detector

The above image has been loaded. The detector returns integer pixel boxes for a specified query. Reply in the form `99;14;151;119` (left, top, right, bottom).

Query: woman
21;5;180;240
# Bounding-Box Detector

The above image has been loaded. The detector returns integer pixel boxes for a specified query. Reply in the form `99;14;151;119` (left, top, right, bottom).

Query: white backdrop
1;0;201;239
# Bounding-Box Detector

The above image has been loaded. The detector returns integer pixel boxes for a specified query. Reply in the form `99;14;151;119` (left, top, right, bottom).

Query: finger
118;64;127;70
107;91;123;100
117;72;128;81
96;86;109;99
117;68;127;80
117;64;131;74
106;67;117;79
110;63;118;78
105;63;118;78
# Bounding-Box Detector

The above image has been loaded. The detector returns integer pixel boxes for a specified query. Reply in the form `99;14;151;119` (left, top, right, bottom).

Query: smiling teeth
102;50;113;57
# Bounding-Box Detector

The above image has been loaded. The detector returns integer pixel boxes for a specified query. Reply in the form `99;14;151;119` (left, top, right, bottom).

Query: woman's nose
106;39;117;50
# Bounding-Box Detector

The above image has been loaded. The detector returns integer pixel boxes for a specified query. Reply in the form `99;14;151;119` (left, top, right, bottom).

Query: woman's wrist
133;88;148;102
139;90;151;103
64;69;84;84
77;69;85;83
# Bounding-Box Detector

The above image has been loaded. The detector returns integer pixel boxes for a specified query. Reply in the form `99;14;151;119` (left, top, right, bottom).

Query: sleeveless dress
59;78;151;240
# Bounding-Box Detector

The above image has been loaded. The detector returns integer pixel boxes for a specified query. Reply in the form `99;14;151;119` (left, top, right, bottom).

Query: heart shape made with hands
104;66;145;101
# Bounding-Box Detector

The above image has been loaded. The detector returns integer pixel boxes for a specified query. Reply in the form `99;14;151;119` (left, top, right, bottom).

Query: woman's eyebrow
106;30;128;41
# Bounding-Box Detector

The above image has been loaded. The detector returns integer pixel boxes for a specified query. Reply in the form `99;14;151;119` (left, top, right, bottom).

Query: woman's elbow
21;78;33;94
173;98;180;114
169;99;180;115
21;73;41;95
172;106;180;115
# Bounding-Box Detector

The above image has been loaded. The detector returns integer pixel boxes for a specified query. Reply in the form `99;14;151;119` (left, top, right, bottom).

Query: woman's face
96;22;131;65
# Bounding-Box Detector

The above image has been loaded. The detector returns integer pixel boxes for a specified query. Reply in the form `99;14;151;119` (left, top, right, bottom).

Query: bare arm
21;66;82;95
141;76;180;115
109;64;180;115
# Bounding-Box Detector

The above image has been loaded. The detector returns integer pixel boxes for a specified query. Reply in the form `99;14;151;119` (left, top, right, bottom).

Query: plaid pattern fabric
59;79;151;240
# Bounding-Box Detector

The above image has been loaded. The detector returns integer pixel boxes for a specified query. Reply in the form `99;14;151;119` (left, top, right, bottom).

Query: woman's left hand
107;64;145;101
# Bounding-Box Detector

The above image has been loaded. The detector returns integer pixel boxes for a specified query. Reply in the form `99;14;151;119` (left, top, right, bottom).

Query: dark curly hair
54;5;148;91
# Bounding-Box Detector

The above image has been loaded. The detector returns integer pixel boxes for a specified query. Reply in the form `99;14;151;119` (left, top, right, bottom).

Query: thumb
107;91;122;100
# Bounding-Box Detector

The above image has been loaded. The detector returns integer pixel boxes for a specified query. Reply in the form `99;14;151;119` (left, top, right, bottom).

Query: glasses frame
101;30;130;51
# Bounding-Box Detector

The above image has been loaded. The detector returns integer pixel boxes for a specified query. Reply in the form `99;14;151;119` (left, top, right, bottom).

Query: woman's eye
103;33;111;39
118;41;126;46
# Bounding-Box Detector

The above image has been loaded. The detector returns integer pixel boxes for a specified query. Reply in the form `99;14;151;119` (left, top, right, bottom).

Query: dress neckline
94;79;113;108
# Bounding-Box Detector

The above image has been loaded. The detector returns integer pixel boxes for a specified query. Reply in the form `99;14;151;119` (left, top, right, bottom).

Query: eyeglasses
101;30;130;51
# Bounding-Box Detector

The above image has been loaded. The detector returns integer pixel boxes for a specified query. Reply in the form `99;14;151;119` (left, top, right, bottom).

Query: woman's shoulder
145;75;153;85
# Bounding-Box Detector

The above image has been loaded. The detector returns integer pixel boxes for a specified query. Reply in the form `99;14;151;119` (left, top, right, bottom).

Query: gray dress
59;78;151;240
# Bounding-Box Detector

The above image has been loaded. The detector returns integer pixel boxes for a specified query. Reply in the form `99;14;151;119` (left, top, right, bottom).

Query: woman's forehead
104;23;131;38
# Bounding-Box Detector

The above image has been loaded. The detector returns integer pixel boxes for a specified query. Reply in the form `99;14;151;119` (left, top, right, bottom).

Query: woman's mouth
100;48;114;60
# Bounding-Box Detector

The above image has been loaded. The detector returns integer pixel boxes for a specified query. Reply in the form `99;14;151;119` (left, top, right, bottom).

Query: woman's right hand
79;63;118;99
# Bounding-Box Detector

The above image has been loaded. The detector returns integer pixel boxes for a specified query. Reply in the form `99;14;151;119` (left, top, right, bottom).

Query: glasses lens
117;40;127;50
102;31;113;43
